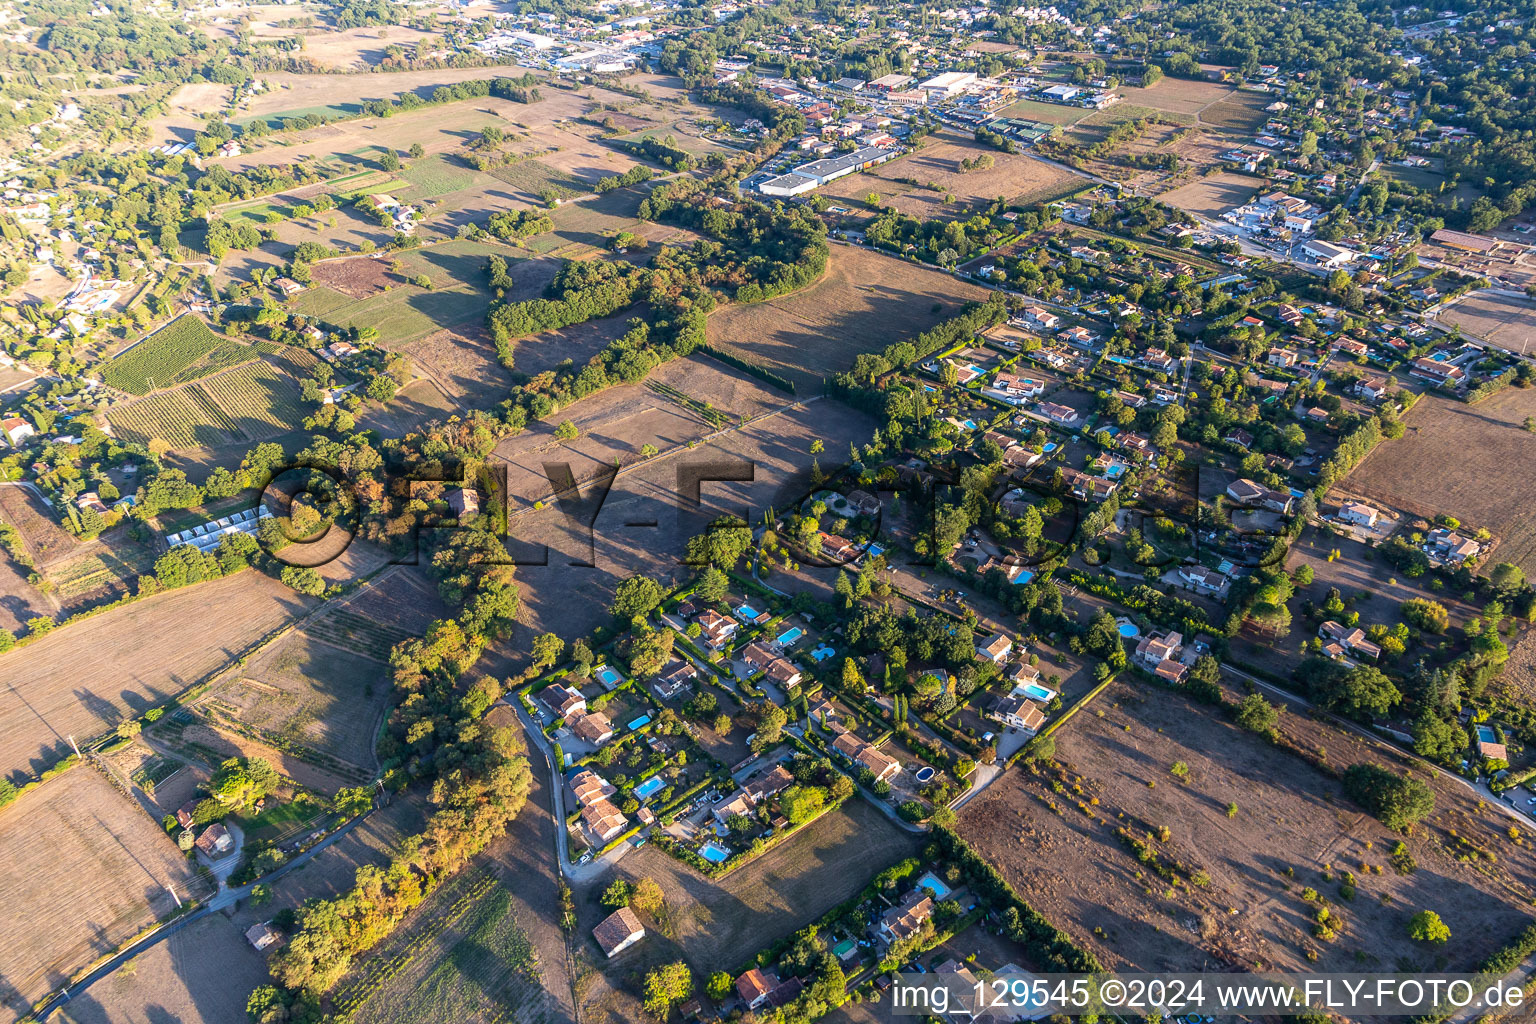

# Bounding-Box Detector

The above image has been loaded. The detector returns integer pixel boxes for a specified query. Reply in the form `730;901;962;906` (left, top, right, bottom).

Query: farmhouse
245;922;281;952
1426;527;1480;563
593;906;646;958
737;968;779;1010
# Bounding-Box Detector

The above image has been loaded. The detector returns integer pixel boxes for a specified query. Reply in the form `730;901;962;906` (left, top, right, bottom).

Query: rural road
36;809;376;1021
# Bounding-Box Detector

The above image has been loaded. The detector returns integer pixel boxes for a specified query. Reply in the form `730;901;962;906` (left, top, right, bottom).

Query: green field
104;316;225;395
288;286;357;318
399;155;481;198
486;159;586;200
298;244;501;347
105;351;317;450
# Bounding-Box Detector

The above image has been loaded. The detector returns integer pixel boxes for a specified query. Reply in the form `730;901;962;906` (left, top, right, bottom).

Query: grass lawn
399;154;482;198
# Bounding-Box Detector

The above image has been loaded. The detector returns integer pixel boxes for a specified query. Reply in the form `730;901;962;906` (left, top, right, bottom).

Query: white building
919;71;979;99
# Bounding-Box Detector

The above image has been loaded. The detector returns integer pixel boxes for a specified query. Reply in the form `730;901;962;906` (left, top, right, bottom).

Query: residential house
653;660;697;700
712;789;757;825
1319;620;1382;661
1479;740;1509;762
1225;428;1254;449
1409;357;1466;387
1267;347;1299;368
745;765;795;804
1177;564;1225;594
569;768;617;806
1006;660;1041;687
1353;375;1391;401
976;632;1013;663
764;658;804;689
830;731;901;782
696;610;739;649
988;694;1045;734
1135;630;1183;670
324;340;360;361
569;710;615;745
878;889;935;945
594;906;646;958
1226;478;1294;514
1060;325;1098;349
1426;528;1480;563
1120;432;1155;459
737;968;779;1010
741;641;780;674
447;487;479;517
1061;467;1118;502
540;683;587;719
581;799;629;842
1020;306;1061;330
1337;502;1382;527
175;800;198;829
1139;348;1176;373
195;823;233;857
0;417;35;446
1036;401;1080;427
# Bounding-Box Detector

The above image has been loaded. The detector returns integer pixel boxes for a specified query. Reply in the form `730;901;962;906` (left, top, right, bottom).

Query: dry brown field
1115;77;1237;117
958;679;1536;975
296;25;442;69
1346;389;1536;573
56;913;270;1024
1199;89;1274;132
1439;291;1536;355
406;323;519;410
1158;171;1267;217
703;245;990;391
506;312;635;379
574;799;922;1024
0;571;316;781
0;769;210;1023
145;82;233;146
0;484;77;564
821;130;1081;217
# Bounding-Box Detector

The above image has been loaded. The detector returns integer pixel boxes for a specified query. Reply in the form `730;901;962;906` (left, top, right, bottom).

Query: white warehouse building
759;146;897;196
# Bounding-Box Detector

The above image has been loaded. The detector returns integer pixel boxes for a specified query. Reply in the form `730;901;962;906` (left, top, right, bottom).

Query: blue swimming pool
1117;622;1140;638
914;766;935;784
1104;464;1126;479
960;419;978;430
1477;724;1497;743
1020;682;1058;703
634;775;665;799
1042;442;1058;453
736;604;760;620
700;842;731;864
1104;354;1133;365
810;644;836;662
628;714;651;730
595;665;622;686
915;871;952;899
1012;569;1034;585
777;626;804;645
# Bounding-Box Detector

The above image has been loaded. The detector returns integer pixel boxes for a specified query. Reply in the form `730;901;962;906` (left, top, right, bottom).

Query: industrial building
758;146;897;196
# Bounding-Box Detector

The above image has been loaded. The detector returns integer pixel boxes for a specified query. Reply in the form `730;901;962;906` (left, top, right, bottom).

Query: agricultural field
1198;89;1274;132
1158;171;1267;217
301;246;500;349
573;799;922;1024
105;349;316;451
235;67;542;127
1346;389;1536;573
332;866;550;1024
997;98;1092;125
0;768;210;1024
103;315;239;395
40;533;162;604
536;186;707;260
406;324;518;410
819;130;1082;218
0;570;316;782
142;81;232;149
194;624;390;779
0;482;76;564
1114;77;1240;119
703;245;991;391
1438;291;1536;355
959;678;1536;974
55;914;270;1024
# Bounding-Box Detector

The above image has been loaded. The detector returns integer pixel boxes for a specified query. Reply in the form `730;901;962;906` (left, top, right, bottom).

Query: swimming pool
634;775;665;799
777;626;804;645
595;665;622;686
1477;724;1498;743
810;644;836;662
735;603;761;620
915;871;952;899
627;714;652;731
1042;442;1058;453
1020;682;1058;703
914;766;935;784
1117;621;1140;638
700;842;731;864
1104;354;1133;365
1104;464;1126;479
960;419;978;430
1011;569;1034;585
